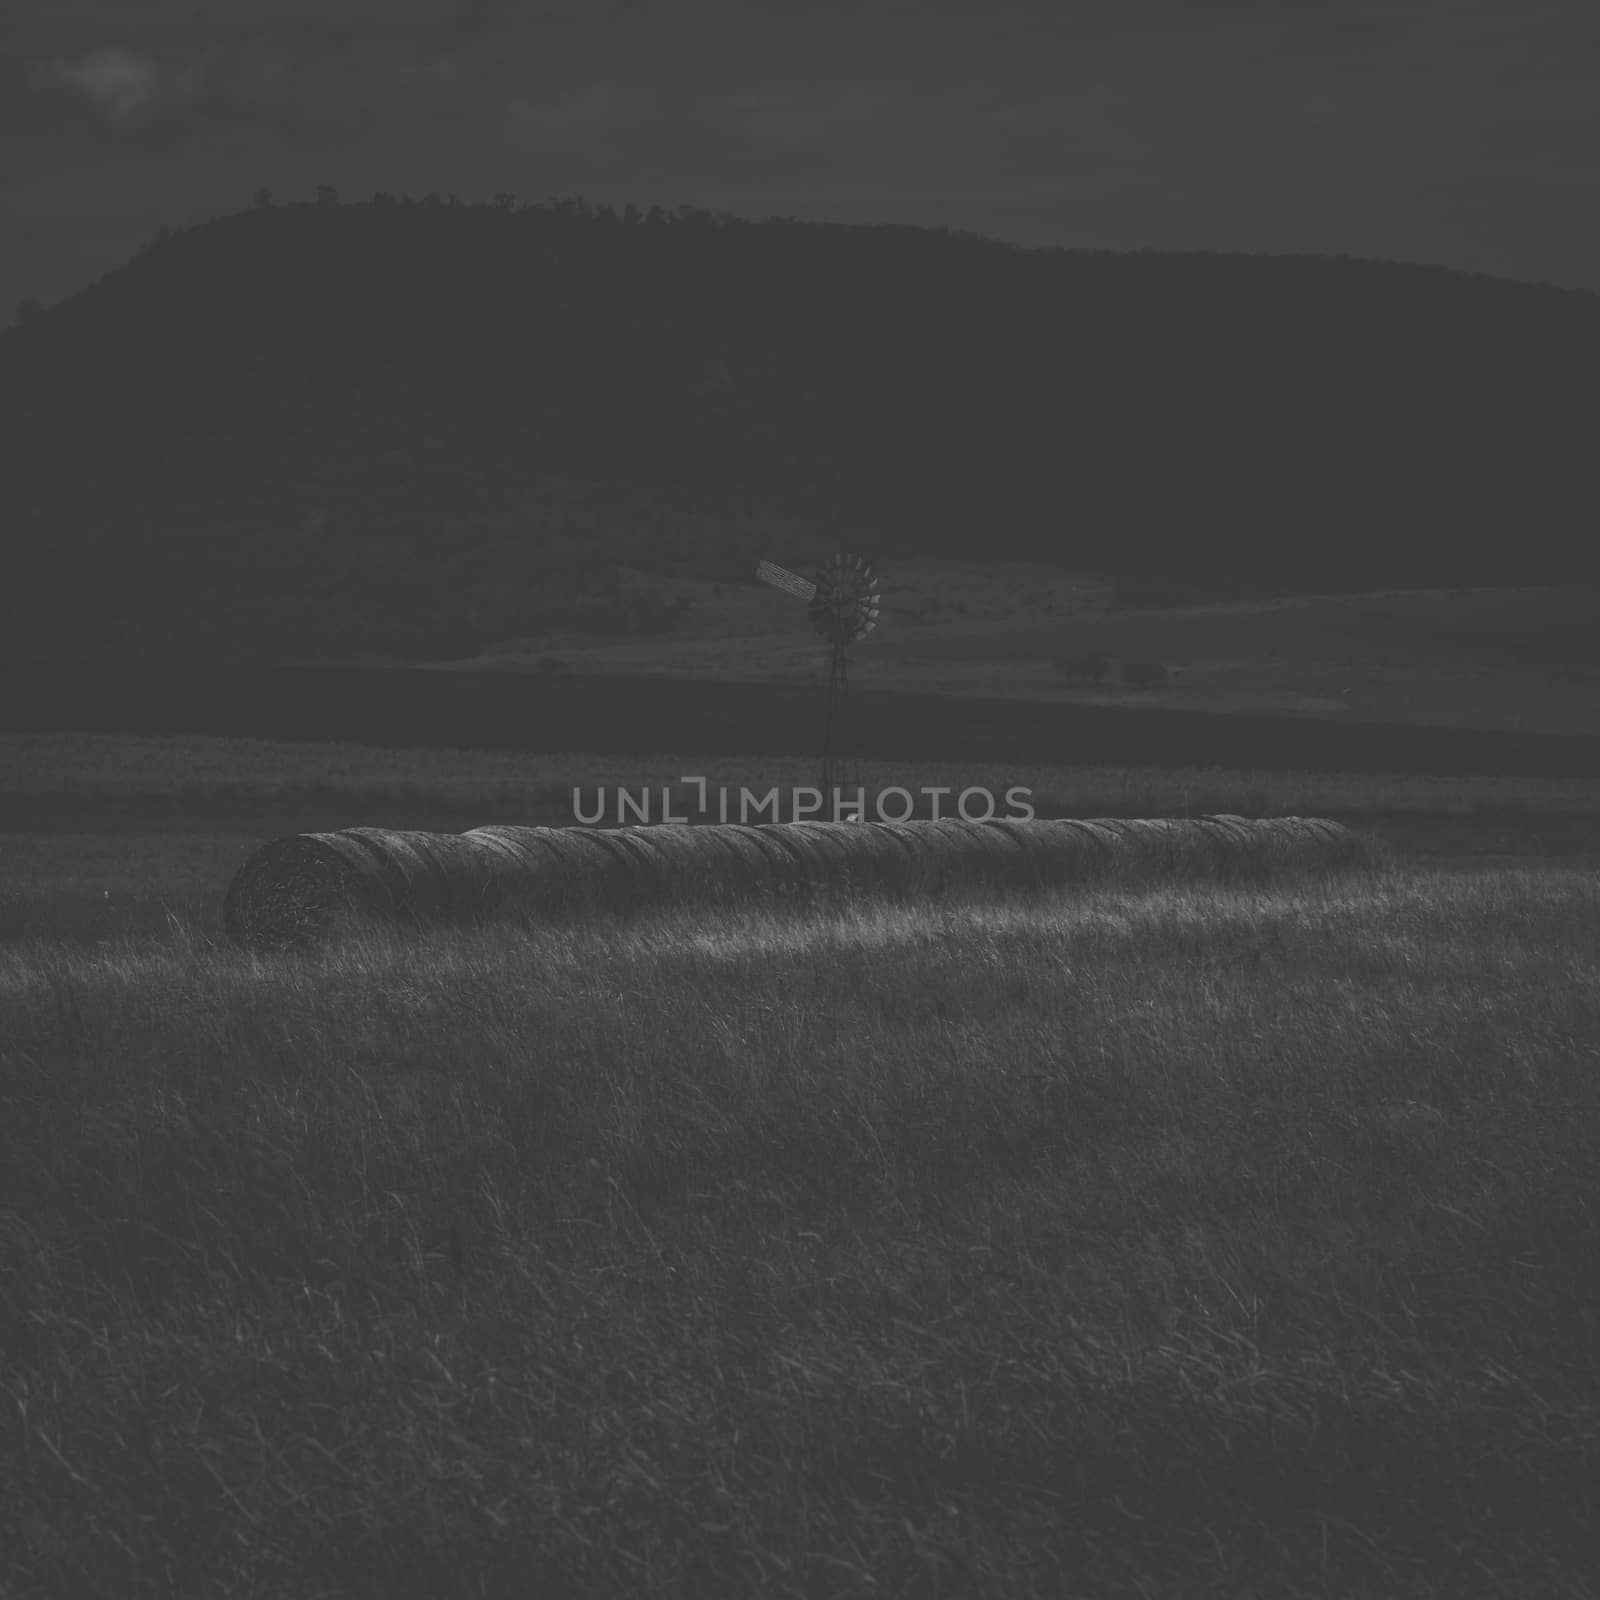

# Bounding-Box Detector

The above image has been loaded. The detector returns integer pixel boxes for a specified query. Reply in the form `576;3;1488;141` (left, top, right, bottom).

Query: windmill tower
756;553;881;796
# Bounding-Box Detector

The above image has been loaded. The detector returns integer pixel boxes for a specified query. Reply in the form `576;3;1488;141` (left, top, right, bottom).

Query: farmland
3;828;1597;1596
7;191;1600;1597
3;683;1599;1596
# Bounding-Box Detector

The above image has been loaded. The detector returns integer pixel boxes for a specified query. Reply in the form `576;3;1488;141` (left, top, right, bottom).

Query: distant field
443;573;1600;738
6;657;1599;779
10;733;1600;822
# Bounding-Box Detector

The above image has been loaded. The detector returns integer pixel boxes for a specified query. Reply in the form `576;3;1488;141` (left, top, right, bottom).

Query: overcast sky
5;0;1598;320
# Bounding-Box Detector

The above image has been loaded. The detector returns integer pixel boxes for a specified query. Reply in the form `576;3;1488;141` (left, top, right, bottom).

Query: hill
3;194;1600;665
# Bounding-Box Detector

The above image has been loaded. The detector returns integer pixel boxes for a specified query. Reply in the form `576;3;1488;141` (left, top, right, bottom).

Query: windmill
756;553;881;796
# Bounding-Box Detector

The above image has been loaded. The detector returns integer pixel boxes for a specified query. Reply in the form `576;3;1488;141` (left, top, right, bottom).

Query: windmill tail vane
754;560;818;602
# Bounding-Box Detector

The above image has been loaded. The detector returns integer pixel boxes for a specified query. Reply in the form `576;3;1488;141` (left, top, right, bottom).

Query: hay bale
1251;815;1362;875
1069;819;1129;854
1128;816;1215;876
712;825;787;890
619;824;742;900
222;832;381;951
508;825;633;915
800;820;908;891
222;827;496;950
862;821;927;890
1034;818;1121;875
548;827;657;905
596;826;679;901
343;828;500;922
989;817;1102;882
652;824;749;880
1187;814;1260;874
722;824;808;890
915;817;1028;891
846;822;926;890
224;812;1375;949
771;823;855;890
460;825;586;913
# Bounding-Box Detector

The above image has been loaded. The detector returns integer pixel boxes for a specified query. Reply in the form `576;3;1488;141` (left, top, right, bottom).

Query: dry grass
3;863;1598;1596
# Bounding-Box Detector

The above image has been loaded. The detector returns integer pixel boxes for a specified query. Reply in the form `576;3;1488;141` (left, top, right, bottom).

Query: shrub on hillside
1122;658;1171;690
1053;651;1112;685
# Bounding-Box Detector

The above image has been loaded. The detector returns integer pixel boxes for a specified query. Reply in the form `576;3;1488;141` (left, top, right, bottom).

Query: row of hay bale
222;814;1375;952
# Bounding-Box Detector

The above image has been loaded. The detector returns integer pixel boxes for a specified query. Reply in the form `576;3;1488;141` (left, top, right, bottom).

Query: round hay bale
687;825;781;898
463;823;567;876
1291;817;1347;846
861;821;926;890
706;825;785;892
721;824;809;891
1066;818;1124;852
663;824;750;873
460;825;583;915
1192;814;1260;870
1086;817;1139;843
925;816;1009;855
1132;816;1214;875
832;825;921;889
774;823;856;889
904;817;967;856
801;820;906;891
919;817;1026;887
567;828;673;905
877;817;965;892
463;824;566;867
533;827;649;909
363;828;501;922
225;811;1371;950
624;825;739;899
1090;817;1177;880
224;831;398;952
1051;818;1123;866
1047;820;1124;881
1253;815;1353;872
607;826;685;899
988;817;1095;880
1197;813;1257;845
328;828;437;919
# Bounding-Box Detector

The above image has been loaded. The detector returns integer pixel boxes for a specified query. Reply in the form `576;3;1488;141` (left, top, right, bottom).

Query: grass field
3;859;1598;1597
3;728;1598;1594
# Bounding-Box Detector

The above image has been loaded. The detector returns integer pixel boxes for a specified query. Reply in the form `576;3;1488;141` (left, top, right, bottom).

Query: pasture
439;573;1600;739
3;730;1598;1596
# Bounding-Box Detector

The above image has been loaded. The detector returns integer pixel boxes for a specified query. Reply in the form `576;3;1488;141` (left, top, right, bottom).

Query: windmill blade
807;552;881;644
755;560;818;602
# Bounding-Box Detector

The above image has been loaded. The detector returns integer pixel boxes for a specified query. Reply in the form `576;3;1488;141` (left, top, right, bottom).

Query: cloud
28;44;234;143
16;36;478;147
56;46;164;123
